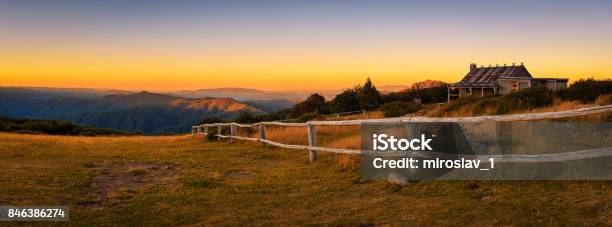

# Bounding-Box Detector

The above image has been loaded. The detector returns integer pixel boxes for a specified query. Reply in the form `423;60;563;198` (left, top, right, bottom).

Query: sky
1;0;611;91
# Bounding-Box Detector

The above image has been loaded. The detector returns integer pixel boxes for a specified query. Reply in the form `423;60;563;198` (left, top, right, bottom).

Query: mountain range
0;83;420;134
0;88;269;134
170;86;410;101
169;87;346;102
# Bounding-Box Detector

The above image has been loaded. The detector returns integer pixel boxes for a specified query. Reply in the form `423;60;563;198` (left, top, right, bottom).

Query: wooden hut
448;63;568;102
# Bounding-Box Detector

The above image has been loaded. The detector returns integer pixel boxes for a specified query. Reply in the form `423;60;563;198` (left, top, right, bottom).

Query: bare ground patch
223;170;252;179
80;161;177;207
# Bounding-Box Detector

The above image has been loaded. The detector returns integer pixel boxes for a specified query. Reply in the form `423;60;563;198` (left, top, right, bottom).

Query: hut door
511;81;519;92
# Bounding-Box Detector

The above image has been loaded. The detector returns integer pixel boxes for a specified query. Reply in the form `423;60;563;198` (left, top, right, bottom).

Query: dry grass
334;153;361;169
427;98;598;117
324;134;360;149
252;125;361;147
258;125;362;168
230;98;611;168
595;94;612;105
265;126;309;145
0;133;610;225
517;98;593;114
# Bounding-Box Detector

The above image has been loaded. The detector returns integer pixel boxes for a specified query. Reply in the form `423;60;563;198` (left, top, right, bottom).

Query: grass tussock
595;94;612;106
335;154;360;169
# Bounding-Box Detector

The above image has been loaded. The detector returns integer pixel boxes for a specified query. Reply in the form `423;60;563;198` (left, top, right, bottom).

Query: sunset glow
1;0;611;91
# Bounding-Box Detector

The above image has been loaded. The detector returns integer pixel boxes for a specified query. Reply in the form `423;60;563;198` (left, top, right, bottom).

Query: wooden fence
192;104;612;162
321;109;366;119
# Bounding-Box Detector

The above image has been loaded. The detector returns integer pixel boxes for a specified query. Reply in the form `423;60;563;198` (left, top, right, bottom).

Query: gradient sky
1;0;611;91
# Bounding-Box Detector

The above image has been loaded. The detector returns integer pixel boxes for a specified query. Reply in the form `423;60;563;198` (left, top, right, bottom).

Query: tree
292;93;327;115
359;77;381;110
329;87;361;113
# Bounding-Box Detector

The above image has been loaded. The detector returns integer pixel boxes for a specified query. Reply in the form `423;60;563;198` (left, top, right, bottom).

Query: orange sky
1;1;611;91
2;47;610;91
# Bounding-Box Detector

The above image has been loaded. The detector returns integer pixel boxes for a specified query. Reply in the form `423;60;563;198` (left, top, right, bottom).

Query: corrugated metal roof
453;64;532;87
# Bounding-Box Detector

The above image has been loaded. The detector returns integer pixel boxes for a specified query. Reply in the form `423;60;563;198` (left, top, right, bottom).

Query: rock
387;173;408;185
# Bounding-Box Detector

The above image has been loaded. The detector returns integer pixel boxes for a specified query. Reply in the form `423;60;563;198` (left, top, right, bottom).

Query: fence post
204;126;208;135
217;125;222;141
230;124;237;143
259;124;267;146
307;124;317;162
192;127;195;137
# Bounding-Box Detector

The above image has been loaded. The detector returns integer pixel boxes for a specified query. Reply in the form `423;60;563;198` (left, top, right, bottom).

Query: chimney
470;63;477;72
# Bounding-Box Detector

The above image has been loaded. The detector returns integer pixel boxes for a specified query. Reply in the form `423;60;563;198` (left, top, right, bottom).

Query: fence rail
321;109;367;118
192;104;612;162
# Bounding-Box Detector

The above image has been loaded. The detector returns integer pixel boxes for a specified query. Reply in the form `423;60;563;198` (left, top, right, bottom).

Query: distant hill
0;86;131;99
0;89;263;134
410;80;446;90
243;99;296;112
171;88;306;101
378;85;411;93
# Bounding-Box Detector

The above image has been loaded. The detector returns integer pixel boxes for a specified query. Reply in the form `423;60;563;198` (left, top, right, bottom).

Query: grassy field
0;133;610;226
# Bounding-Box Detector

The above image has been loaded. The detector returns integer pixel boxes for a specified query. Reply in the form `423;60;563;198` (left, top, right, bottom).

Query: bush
440;96;481;114
559;78;612;103
380;101;421;117
496;87;554;114
234;112;261;124
197;117;224;125
292;93;328;116
205;126;228;141
434;87;554;116
329;88;361;113
382;86;448;104
0;116;141;136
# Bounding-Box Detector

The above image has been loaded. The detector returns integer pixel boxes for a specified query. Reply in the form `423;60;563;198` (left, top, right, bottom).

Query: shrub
496;87;554;114
382;86;448;104
329;87;361;113
234;112;261;124
292;93;328;116
559;78;612;103
206;126;227;141
0;116;141;136
380;101;421;117
432;87;554;116
441;96;481;114
197;117;224;125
